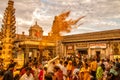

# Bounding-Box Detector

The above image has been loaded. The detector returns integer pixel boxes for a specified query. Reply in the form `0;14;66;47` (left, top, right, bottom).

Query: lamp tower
1;0;16;67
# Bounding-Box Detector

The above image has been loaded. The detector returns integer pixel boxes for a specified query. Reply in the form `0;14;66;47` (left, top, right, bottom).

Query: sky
0;0;120;35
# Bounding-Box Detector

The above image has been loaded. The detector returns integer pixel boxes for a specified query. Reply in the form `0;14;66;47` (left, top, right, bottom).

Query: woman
66;61;73;80
96;63;105;80
79;63;91;80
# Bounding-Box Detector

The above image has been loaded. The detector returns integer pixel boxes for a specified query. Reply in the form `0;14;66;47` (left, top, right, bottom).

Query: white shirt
20;73;34;80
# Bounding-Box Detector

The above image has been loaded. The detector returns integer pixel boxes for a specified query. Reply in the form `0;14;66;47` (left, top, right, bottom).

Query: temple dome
29;21;43;31
29;21;43;38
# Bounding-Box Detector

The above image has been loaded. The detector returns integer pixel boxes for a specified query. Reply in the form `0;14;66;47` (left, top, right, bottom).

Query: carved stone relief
112;42;120;55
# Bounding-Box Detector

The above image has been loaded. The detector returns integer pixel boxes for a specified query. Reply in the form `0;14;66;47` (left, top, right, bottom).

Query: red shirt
39;70;44;80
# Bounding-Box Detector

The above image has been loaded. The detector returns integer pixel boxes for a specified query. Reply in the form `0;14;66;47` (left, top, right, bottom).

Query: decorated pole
1;0;16;67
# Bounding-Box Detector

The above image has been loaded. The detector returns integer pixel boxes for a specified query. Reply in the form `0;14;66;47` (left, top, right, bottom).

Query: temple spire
9;0;12;1
35;21;38;25
0;0;16;67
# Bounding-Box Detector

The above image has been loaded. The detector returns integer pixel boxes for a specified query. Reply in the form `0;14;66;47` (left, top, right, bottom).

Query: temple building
1;0;120;68
13;22;56;66
14;28;120;65
1;21;120;66
61;29;120;60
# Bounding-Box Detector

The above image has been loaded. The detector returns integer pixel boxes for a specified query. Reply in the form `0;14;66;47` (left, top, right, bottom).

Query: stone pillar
88;47;91;58
33;49;37;58
25;45;29;63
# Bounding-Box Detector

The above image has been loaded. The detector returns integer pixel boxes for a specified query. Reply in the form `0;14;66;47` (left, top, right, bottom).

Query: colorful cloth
96;66;103;80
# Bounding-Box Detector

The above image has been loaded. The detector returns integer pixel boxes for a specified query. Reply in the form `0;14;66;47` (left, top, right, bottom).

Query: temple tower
1;0;16;66
29;22;43;39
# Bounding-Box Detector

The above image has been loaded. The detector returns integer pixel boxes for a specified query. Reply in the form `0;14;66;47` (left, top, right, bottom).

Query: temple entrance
96;51;100;61
78;50;88;54
77;49;88;59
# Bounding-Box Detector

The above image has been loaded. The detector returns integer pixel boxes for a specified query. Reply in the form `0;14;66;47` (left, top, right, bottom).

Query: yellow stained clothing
13;70;20;77
79;67;91;80
66;61;72;71
90;61;97;71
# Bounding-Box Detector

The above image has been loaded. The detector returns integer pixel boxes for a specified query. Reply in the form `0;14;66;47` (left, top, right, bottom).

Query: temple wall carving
112;42;120;55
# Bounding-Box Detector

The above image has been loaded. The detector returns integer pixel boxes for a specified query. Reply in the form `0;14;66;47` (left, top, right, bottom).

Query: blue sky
0;0;120;35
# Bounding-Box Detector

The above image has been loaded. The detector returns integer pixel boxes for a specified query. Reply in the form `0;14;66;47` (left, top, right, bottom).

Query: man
19;67;34;80
46;56;59;73
3;63;15;80
90;58;98;80
53;66;63;80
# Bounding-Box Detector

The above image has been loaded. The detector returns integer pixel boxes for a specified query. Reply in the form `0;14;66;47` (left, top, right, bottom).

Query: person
38;66;44;80
0;69;4;80
19;62;34;77
66;60;73;80
79;63;91;80
0;63;5;80
57;60;66;80
90;58;97;80
96;63;105;80
72;67;79;80
45;73;53;80
32;62;39;80
63;61;68;80
3;63;15;80
53;66;63;80
19;62;29;77
19;67;34;80
14;74;20;80
46;56;59;73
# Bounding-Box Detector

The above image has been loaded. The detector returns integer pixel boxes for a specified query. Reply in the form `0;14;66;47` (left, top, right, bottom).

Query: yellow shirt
90;61;97;71
79;67;91;80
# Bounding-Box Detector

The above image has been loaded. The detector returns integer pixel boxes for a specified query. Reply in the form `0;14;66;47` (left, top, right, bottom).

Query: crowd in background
0;55;120;80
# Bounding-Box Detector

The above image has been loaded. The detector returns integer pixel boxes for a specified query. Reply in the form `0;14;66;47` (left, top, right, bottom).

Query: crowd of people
0;55;120;80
